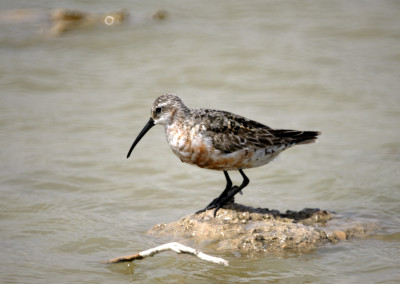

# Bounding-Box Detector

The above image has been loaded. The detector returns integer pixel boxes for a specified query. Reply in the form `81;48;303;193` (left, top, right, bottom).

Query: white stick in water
106;242;229;266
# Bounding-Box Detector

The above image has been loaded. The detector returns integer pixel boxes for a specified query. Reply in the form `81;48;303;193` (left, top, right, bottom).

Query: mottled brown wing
194;109;320;154
194;109;276;153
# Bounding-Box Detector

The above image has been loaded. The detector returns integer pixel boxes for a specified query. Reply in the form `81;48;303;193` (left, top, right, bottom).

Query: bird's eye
155;107;162;113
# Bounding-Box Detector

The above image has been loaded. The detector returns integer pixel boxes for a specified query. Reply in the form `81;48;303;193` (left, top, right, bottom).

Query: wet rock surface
149;203;379;255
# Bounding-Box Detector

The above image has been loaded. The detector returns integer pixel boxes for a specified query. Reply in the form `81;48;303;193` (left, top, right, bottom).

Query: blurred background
0;0;399;282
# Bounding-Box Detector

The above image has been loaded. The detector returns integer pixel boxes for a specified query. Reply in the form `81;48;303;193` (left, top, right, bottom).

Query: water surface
1;0;399;282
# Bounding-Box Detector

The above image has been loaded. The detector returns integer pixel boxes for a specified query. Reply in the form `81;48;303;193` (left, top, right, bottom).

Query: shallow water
1;0;399;283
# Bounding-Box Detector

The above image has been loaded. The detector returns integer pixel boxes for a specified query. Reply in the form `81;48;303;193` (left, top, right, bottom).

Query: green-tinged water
1;0;399;282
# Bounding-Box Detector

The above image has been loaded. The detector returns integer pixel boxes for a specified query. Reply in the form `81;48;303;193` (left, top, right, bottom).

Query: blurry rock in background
50;9;129;35
0;8;168;36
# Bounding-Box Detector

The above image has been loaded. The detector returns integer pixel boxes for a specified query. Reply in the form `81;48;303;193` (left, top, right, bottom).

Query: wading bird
127;94;320;216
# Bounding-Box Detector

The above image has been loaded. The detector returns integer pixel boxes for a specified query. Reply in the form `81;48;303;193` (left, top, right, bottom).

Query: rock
50;9;129;35
0;8;167;36
148;203;379;255
150;10;168;20
331;230;347;241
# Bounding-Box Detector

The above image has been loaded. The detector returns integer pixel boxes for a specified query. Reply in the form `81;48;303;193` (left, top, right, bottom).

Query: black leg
195;169;250;217
195;171;232;214
212;169;249;216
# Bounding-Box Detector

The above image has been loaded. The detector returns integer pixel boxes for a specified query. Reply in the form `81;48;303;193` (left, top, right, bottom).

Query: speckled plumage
127;94;320;216
149;94;319;171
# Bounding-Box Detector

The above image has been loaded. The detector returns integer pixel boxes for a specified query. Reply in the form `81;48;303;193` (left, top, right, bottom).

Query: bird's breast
164;124;281;171
165;124;211;166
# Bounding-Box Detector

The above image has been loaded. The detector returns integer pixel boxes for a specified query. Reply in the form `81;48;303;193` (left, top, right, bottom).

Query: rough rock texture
149;203;379;255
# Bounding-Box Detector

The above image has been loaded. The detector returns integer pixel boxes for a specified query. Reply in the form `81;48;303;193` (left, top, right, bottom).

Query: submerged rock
0;8;168;36
149;203;379;255
50;8;130;35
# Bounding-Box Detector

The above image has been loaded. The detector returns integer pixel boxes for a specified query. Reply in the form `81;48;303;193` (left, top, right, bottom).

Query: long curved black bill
127;118;155;158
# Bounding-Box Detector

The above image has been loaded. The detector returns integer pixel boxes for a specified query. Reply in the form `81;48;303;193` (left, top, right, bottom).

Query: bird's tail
271;129;320;145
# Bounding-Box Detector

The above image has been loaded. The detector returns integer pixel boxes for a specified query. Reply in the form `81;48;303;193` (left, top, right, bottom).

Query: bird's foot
195;186;238;217
195;204;223;217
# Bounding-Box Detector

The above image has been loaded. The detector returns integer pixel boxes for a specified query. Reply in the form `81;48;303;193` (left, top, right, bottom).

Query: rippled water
1;0;399;283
